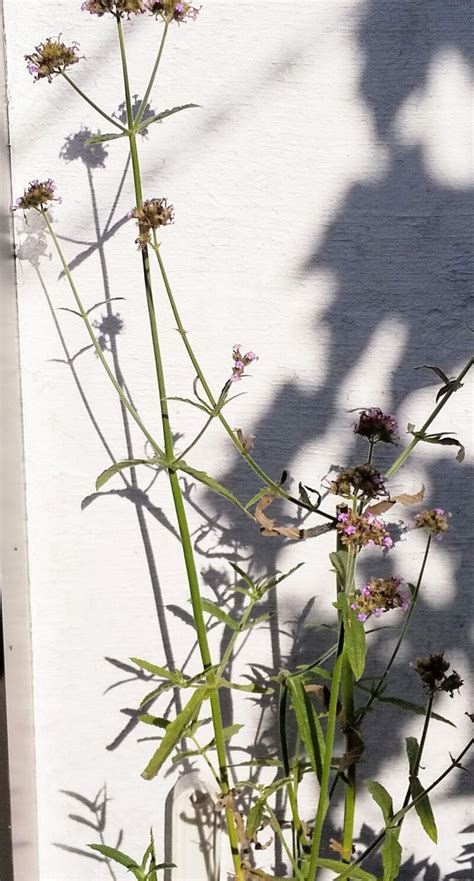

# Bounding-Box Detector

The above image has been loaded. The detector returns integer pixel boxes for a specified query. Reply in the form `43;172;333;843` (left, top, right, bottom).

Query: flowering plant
13;4;473;880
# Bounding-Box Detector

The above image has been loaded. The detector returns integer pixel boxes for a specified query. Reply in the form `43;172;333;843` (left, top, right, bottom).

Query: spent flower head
128;198;174;249
25;38;81;82
11;179;60;213
350;576;408;623
336;510;393;550
146;0;200;22
81;0;147;15
414;508;451;540
231;344;258;382
414;653;463;697
330;464;387;501
354;407;398;445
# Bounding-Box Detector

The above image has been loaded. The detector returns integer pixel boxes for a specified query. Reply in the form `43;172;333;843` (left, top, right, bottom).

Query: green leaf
410;775;438;843
86;297;125;316
131;658;178;682
287;678;325;783
367;780;393;824
88;844;143;879
85;131;128;145
200;598;240;631
173;460;248;514
315;859;377;880
379;696;455;727
96;458;157;490
246;798;265;838
166;395;212;415
165;604;197;630
136;103;200;133
218;679;273;694
405;736;419;776
141;687;209;780
380;828;402;881
343;606;367;681
330;549;349;587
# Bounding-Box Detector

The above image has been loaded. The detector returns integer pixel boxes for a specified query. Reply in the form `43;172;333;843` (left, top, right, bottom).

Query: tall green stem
306;626;345;879
115;18;243;878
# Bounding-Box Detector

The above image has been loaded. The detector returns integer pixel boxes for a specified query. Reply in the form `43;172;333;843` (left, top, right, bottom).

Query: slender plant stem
134;21;170;128
278;683;309;857
386;356;473;479
41;210;164;458
341;655;356;861
264;803;306;881
357;534;432;724
307;626;345;880
150;236;335;522
399;695;434;825
61;72;129;132
329;739;474;881
115;18;243;879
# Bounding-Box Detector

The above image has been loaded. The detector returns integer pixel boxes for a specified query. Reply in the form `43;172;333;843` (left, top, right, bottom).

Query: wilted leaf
255;494;302;539
367;485;424;516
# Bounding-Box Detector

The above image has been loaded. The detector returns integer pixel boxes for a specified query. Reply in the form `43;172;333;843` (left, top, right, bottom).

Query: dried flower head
11;179;60;213
354;408;398;445
414;653;463;697
414;508;451;540
336;510;393;550
145;0;200;22
81;0;147;16
231;345;258;382
350;576;408;623
330;464;387;501
25;38;81;82
128;198;174;249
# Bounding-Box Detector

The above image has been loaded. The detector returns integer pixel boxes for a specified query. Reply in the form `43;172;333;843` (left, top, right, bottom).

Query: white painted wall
3;1;473;879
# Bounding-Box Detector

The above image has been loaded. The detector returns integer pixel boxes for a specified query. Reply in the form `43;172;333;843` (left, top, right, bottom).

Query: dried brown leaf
236;429;256;453
254;495;302;540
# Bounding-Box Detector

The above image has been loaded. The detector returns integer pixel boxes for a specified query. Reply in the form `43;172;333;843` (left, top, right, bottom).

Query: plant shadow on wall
13;1;473;880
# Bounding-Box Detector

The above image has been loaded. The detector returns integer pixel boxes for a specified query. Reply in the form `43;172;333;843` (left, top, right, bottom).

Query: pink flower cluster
351;576;409;623
11;179;61;212
231;345;258;382
414;507;451;540
336;510;393;550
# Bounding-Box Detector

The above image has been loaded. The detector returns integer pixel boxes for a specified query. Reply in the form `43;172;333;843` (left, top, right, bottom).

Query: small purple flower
354;407;398;445
12;179;60;212
414;508;451;538
344;525;356;536
230;344;258;382
351;576;408;623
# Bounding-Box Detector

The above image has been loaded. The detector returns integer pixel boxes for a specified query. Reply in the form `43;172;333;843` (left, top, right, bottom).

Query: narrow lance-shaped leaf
96;457;158;490
410;775;438;843
378;696;455;727
380;828;402;881
173;460;249;515
200;598;240;631
315;859;377;880
135;102;200;133
88;844;143;880
141;687;209;780
343;603;367;681
367;780;394;825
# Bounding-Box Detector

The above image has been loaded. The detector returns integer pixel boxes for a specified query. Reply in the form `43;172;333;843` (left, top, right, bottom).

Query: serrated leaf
136;103;200;133
88;844;142;879
165;604;196;630
131;658;177;682
343;606;367;681
379;696;455;727
85;131;128;145
174;460;248;514
141;687;209;780
410;775;438;843
96;457;158;490
367;780;393;824
200;599;240;631
315;859;377;880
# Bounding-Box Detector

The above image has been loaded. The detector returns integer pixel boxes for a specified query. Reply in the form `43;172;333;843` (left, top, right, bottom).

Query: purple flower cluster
336;510;393;550
354;407;398;445
25;38;81;82
11;179;60;213
414;507;451;540
351;576;409;623
231;345;258;382
81;0;200;21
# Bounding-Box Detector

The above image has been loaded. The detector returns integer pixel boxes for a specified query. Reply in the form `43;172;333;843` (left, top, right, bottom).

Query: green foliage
380;829;402;881
367;780;394;824
141;687;210;780
342;601;367;681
